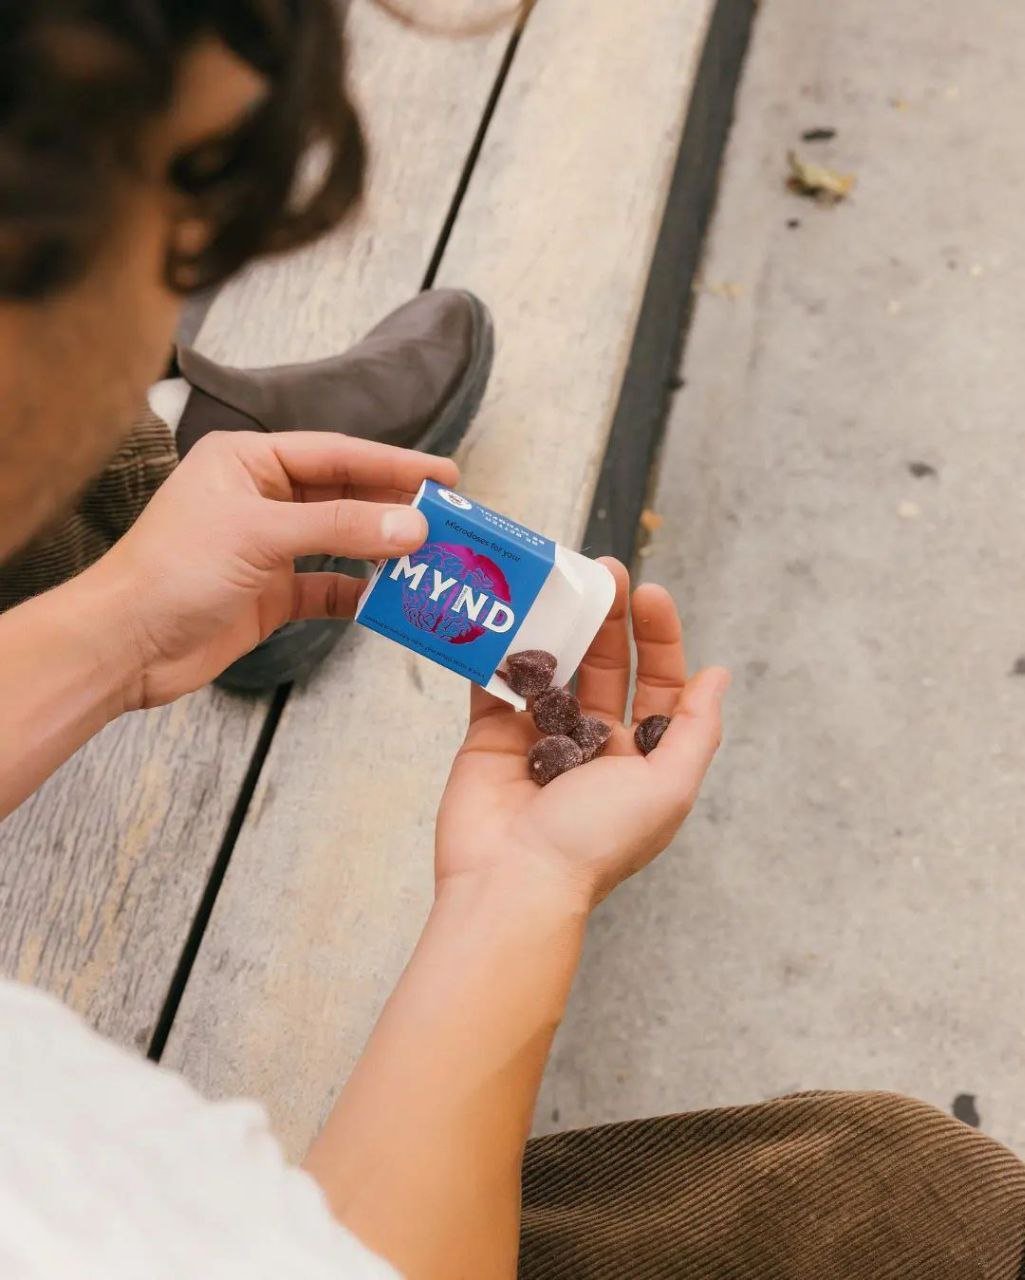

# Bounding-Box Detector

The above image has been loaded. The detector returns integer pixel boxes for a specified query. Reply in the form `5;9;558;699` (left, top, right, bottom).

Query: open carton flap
485;548;615;707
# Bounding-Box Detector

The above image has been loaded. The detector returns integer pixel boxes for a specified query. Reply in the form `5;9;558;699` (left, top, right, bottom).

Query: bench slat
164;0;717;1157
194;0;508;368
0;691;264;1050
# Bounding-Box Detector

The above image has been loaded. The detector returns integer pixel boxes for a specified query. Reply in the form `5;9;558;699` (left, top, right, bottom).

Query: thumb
647;666;730;797
266;498;428;562
290;571;368;622
679;666;731;719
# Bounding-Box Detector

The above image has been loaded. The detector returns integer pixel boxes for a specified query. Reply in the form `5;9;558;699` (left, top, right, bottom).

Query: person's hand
436;559;729;911
83;429;457;709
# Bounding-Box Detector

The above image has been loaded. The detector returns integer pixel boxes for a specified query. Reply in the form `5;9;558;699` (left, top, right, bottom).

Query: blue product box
356;482;557;690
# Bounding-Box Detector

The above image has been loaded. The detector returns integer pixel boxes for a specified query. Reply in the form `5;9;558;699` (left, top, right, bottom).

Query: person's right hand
82;429;456;709
436;559;729;911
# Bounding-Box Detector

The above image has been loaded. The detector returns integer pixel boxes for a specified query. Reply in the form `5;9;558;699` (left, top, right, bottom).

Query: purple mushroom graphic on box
399;541;513;645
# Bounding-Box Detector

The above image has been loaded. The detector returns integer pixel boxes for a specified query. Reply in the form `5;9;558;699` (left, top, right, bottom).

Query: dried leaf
640;509;663;533
706;280;743;300
786;150;855;204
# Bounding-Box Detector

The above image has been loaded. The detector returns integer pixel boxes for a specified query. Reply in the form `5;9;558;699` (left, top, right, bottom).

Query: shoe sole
215;291;495;694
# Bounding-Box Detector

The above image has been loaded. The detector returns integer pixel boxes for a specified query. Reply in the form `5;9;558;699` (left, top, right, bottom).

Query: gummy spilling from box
355;481;615;708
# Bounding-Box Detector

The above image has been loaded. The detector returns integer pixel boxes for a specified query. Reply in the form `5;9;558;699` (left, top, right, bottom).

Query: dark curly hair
0;0;366;299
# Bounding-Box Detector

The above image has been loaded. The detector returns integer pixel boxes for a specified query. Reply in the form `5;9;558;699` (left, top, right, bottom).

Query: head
0;0;366;560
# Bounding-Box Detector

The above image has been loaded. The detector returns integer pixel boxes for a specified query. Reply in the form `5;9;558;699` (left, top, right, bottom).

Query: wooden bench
0;0;752;1157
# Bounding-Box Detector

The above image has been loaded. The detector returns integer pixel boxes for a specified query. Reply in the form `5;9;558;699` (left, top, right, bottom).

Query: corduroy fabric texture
0;409;176;611
519;1092;1025;1279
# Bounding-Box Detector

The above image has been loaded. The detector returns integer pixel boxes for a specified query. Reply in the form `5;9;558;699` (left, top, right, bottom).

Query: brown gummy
634;714;671;756
533;687;582;736
528;734;584;786
501;649;557;698
573;716;612;762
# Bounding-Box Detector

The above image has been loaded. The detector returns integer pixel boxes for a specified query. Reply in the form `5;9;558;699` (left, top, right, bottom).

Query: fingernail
381;507;427;548
713;670;732;702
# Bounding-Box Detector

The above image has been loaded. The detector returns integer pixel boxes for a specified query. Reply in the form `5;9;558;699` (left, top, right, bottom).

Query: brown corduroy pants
519;1092;1025;1279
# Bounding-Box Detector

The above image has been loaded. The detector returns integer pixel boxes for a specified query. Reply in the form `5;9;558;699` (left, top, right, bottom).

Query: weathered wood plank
0;0;508;1051
194;0;508;367
0;691;265;1050
165;0;718;1158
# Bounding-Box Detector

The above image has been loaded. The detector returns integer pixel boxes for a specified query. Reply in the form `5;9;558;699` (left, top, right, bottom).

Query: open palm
436;559;729;907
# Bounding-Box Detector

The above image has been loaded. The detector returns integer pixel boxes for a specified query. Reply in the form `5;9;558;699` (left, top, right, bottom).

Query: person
1;2;1023;1278
0;0;494;690
0;285;493;691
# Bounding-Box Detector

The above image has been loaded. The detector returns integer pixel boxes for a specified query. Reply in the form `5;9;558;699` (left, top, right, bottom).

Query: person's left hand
82;429;457;709
436;559;729;911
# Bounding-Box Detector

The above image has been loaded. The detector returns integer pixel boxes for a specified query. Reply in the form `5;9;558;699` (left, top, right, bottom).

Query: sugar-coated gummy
532;687;582;736
528;735;584;786
634;714;671;756
501;649;557;698
573;715;612;762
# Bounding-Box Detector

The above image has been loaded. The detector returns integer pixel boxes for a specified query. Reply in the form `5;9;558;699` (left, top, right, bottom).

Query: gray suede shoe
176;289;494;692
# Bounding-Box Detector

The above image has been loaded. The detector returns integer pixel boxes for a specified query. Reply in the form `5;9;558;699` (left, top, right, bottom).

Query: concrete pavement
538;0;1025;1153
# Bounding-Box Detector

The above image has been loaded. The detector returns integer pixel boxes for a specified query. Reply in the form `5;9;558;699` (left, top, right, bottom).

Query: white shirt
0;980;398;1279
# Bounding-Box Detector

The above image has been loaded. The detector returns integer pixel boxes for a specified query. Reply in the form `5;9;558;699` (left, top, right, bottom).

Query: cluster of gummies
499;650;671;786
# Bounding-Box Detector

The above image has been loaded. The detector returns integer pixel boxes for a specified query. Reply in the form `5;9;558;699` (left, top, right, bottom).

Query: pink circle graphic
400;542;512;644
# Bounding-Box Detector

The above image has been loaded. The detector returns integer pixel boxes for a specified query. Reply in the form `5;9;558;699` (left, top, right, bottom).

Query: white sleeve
0;980;399;1280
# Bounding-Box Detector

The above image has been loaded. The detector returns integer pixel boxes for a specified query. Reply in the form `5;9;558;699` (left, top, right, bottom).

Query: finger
575;557;631;721
268;432;459;497
464;685;538;768
266;497;428;562
469;681;514;725
645;667;730;803
291;483;430;506
273;433;460;492
630;582;688;723
290;572;368;622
